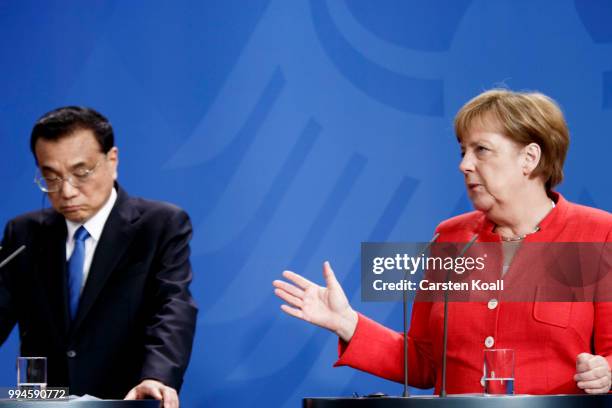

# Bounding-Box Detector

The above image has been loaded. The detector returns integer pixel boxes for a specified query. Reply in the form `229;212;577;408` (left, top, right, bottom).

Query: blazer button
485;336;494;348
487;299;498;310
66;350;77;358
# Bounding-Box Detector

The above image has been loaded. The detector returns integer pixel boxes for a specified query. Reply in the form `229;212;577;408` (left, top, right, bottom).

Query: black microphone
402;233;440;397
440;234;478;398
0;245;26;269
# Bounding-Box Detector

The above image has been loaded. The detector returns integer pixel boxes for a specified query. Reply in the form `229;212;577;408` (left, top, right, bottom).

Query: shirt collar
66;187;118;241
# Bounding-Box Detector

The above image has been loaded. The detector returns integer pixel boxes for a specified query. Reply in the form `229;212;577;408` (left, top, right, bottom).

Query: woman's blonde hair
454;89;570;191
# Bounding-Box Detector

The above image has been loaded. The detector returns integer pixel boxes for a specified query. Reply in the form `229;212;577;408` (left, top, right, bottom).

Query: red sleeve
596;303;612;372
334;303;437;389
595;230;612;374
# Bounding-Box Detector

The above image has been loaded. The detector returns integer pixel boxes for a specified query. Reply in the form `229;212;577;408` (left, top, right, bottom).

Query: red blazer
335;192;612;394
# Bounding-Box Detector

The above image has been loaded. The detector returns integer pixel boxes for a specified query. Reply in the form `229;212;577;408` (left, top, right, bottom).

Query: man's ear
521;143;541;176
107;147;119;180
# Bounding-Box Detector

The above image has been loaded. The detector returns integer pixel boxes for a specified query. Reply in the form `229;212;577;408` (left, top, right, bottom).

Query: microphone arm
402;233;440;397
0;245;26;269
440;234;478;397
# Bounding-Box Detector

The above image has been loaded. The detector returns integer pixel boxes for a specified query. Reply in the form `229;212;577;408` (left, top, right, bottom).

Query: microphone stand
440;234;478;397
0;245;26;269
402;233;440;397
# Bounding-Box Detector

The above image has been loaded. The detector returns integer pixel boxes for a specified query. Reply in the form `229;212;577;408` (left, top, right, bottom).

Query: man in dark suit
0;107;197;407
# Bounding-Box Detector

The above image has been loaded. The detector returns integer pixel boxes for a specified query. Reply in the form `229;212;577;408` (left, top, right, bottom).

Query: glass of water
483;349;514;395
17;357;47;391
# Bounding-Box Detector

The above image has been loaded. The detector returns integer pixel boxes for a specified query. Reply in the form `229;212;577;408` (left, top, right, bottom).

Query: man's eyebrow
40;165;59;173
40;160;89;173
68;161;89;169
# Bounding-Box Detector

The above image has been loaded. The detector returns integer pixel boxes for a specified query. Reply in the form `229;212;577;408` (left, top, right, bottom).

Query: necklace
498;200;555;242
500;226;540;242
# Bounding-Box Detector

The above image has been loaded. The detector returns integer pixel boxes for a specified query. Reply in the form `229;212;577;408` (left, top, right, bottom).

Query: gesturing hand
273;261;358;342
574;353;612;394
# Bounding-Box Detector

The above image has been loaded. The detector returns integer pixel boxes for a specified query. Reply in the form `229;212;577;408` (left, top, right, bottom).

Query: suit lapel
70;187;140;335
39;211;71;337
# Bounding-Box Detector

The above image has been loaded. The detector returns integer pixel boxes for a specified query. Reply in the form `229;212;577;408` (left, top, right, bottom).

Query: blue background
1;1;611;406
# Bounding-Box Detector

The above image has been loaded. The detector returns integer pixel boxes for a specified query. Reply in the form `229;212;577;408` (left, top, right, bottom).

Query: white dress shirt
65;188;117;293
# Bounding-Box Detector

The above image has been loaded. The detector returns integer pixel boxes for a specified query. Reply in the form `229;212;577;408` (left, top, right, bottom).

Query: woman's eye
476;145;489;153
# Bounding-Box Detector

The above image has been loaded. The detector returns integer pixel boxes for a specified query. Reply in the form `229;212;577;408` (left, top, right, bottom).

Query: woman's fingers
274;271;325;317
577;378;610;391
576;353;608;372
283;270;316;290
280;304;304;320
272;279;305;299
574;366;609;381
274;288;303;309
584;386;611;394
322;261;339;288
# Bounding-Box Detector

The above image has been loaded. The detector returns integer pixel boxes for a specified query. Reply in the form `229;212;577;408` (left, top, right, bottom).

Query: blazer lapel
70;188;140;334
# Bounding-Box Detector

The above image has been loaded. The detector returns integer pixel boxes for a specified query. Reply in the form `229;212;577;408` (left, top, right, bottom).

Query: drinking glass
483;349;514;395
17;357;47;391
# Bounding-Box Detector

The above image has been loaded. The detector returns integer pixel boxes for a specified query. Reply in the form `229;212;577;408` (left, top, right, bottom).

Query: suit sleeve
334;303;437;389
139;209;198;391
0;221;18;345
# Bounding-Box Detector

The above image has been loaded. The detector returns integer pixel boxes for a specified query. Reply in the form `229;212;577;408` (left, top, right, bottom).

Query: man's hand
125;379;179;408
574;353;612;394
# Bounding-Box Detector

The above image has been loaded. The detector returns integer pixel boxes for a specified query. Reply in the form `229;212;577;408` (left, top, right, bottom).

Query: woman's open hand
273;261;358;342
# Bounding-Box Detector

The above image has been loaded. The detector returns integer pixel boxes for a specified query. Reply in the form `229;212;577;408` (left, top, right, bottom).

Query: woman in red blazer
273;89;612;395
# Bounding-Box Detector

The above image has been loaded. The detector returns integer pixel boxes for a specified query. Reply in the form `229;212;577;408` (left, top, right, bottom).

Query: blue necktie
67;226;89;320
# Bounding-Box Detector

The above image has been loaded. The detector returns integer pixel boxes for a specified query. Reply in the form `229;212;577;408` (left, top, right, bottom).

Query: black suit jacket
0;185;197;398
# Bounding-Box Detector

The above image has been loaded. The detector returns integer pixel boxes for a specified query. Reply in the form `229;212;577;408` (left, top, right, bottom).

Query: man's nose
59;178;79;199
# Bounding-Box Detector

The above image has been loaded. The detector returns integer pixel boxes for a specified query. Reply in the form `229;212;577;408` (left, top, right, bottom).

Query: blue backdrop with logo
1;1;611;406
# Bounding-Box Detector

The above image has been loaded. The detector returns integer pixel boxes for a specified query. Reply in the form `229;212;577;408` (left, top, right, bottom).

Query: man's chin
60;209;90;223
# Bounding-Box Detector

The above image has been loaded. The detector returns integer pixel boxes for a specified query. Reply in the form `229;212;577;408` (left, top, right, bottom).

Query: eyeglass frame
34;159;104;193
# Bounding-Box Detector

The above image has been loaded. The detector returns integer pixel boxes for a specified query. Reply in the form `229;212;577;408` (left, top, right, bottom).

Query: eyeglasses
34;160;102;193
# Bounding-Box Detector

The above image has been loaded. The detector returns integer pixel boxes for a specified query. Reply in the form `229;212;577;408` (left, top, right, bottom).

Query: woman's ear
521;143;541;176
